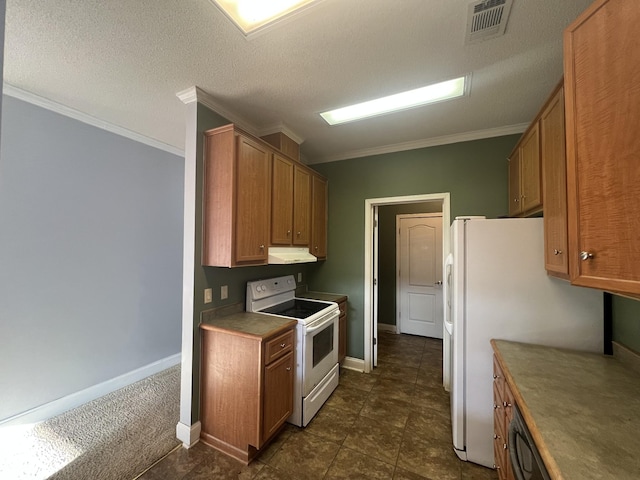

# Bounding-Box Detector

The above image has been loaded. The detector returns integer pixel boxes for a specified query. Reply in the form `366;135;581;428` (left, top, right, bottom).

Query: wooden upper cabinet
271;156;312;246
203;125;271;267
271;154;294;245
520;124;542;214
564;0;640;295
311;174;328;259
541;84;569;279
293;165;311;245
508;149;522;217
508;124;542;217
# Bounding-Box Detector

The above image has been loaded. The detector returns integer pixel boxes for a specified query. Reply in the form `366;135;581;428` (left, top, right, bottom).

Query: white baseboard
341;356;365;373
0;353;181;426
378;323;398;334
176;421;201;448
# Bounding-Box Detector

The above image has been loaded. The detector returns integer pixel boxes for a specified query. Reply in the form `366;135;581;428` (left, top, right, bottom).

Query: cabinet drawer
264;329;294;365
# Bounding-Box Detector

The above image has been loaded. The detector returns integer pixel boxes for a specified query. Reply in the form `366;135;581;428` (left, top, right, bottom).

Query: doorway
396;213;443;338
363;193;450;373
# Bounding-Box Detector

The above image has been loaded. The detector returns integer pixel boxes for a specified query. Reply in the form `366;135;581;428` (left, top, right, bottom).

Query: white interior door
397;214;443;338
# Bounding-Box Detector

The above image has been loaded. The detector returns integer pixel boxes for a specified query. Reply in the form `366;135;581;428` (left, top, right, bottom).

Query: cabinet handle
297;231;301;237
494;464;500;470
315;246;318;251
513;198;519;203
280;343;286;348
503;401;512;408
286;367;291;371
553;249;563;255
259;245;265;250
493;403;501;410
503;443;508;450
287;230;291;236
493;374;500;380
580;251;594;261
494;434;500;440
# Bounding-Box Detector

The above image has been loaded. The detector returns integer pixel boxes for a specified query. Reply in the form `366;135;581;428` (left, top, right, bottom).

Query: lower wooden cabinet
200;323;295;464
493;355;515;480
338;299;347;363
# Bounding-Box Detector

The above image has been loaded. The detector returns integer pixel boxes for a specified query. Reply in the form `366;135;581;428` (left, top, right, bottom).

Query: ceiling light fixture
210;0;319;36
320;76;470;126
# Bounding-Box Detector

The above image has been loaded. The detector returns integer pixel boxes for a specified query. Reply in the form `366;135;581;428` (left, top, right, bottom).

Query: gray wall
0;96;184;421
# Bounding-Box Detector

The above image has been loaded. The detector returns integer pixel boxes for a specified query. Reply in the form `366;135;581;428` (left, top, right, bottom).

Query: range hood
268;247;317;264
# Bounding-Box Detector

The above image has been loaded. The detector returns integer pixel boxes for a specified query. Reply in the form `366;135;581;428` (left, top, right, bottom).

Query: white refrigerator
444;217;603;468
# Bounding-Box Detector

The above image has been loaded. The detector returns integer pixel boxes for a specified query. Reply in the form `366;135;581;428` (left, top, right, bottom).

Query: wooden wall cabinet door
564;0;640;295
541;84;569;279
311;174;328;259
203;125;271;267
508;149;522;217
508;125;542;217
293;165;311;246
271;154;294;245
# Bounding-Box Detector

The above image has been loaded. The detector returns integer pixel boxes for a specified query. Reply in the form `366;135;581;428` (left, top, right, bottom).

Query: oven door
302;309;339;397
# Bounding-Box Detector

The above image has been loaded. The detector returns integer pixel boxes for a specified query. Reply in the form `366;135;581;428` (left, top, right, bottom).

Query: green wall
612;295;640;352
309;135;520;359
378;202;443;326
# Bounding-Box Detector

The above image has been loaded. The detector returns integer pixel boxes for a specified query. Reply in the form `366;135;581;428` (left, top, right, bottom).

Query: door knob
435;281;443;285
580;251;594;261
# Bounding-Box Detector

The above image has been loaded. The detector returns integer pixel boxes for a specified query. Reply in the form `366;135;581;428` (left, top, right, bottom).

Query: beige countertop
298;291;347;303
492;340;640;480
200;310;297;339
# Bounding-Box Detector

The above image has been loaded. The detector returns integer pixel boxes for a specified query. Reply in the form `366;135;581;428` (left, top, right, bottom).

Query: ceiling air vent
465;0;513;44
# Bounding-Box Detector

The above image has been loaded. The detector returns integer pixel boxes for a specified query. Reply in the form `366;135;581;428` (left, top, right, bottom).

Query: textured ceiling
4;0;593;164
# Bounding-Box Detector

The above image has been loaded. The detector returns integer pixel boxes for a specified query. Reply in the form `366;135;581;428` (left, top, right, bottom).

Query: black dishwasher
508;405;551;480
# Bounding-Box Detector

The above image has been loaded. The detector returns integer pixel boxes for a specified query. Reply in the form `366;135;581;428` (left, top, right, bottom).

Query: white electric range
246;275;339;427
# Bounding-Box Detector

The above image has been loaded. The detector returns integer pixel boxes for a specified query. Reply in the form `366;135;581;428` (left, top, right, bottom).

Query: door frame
363;193;450;373
396;213;443;336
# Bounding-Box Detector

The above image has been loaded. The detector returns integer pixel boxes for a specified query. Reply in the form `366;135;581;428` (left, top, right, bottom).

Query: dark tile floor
137;332;497;480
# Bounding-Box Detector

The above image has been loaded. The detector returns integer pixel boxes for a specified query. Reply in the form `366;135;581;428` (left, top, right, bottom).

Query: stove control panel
246;275;297;303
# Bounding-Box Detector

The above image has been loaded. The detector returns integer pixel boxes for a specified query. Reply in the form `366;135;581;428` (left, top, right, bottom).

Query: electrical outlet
221;285;228;300
297;272;302;283
204;288;213;304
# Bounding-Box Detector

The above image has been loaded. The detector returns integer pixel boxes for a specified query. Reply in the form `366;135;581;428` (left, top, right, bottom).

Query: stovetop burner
260;299;328;319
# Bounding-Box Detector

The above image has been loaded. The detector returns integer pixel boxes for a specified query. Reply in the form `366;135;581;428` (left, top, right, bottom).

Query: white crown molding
308;123;529;165
3;83;184;157
257;122;305;145
176;85;259;136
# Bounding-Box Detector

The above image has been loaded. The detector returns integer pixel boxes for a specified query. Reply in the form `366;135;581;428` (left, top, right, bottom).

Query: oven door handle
305;314;337;333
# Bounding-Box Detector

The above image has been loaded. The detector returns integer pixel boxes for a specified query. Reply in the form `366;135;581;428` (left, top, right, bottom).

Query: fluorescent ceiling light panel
320;76;469;126
211;0;318;36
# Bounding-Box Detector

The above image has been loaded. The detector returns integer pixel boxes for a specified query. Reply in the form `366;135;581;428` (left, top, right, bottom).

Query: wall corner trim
176;421;201;448
2;83;184;157
175;85;259;136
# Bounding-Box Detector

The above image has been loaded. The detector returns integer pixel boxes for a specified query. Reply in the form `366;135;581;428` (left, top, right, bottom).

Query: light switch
221;285;228;300
204;288;213;304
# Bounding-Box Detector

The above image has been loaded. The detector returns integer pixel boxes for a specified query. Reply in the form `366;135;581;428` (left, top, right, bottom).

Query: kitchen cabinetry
492;355;515;480
311;174;328;259
338;299;347;363
508;124;542;217
203;125;271;267
541;84;569;279
200;319;295;464
271;155;312;246
563;0;640;296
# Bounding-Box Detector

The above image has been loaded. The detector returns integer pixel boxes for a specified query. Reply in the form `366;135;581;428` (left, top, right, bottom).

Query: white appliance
446;217;603;468
246;275;339;427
